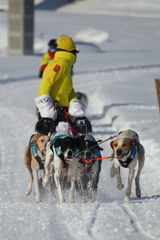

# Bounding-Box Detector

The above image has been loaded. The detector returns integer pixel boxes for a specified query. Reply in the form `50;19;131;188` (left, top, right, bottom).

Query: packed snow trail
0;65;160;240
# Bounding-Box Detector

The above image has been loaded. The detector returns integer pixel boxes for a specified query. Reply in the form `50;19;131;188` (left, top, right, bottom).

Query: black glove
35;118;56;135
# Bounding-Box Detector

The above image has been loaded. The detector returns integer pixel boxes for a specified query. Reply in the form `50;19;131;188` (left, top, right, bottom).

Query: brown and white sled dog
108;129;145;203
24;133;50;203
42;131;79;203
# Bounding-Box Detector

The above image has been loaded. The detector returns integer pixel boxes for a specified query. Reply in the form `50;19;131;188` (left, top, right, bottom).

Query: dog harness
29;134;45;169
118;139;139;168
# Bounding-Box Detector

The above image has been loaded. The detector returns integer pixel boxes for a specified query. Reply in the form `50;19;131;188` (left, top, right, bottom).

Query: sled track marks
0;63;160;85
0;75;37;84
89;102;156;121
87;202;100;239
75;63;160;76
121;204;156;240
89;102;156;136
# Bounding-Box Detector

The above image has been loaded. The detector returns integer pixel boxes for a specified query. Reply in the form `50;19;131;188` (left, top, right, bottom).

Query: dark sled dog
76;133;103;201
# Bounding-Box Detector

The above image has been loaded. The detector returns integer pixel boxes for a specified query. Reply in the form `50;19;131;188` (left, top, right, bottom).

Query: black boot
35;117;56;135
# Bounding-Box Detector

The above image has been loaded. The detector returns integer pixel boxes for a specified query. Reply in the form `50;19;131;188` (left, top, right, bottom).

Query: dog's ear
32;133;44;141
110;139;118;150
110;140;114;149
76;135;85;147
129;139;135;147
55;139;61;148
77;135;85;141
34;140;39;151
96;144;103;151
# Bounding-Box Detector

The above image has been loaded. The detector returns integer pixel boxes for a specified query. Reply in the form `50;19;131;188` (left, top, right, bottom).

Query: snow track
122;204;159;240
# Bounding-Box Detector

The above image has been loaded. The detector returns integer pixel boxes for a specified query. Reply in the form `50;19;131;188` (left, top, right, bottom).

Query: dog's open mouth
116;153;125;159
85;160;92;168
65;157;73;163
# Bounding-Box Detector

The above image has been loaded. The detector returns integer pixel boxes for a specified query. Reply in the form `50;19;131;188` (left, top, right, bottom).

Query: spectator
39;39;57;78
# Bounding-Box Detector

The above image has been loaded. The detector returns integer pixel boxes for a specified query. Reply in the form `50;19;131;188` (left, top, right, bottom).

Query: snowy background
0;0;160;239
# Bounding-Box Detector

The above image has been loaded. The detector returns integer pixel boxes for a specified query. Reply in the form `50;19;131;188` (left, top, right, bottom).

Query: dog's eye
41;139;44;142
122;144;126;147
114;143;118;147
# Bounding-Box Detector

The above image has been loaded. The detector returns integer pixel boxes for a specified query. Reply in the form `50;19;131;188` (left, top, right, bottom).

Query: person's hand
35;94;58;120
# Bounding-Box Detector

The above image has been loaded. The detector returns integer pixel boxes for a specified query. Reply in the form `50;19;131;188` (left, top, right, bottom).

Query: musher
35;34;86;136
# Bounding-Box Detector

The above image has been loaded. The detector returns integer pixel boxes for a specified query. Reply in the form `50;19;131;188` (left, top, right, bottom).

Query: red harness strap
63;109;80;136
61;169;68;173
76;166;87;173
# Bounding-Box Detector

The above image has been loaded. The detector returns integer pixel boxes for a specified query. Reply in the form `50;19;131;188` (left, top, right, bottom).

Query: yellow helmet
56;35;79;54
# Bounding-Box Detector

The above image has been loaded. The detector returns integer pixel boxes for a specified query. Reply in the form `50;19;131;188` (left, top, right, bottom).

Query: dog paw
117;184;124;190
136;191;141;198
88;193;92;199
82;198;87;203
68;197;74;203
42;178;48;187
35;198;42;203
42;182;48;187
124;196;130;203
25;189;32;196
51;197;56;203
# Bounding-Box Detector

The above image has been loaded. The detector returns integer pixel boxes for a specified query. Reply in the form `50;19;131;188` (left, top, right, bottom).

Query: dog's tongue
85;161;92;168
66;157;73;162
116;153;124;159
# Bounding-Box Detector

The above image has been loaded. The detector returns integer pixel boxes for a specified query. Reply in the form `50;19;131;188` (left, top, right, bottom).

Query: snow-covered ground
0;0;160;239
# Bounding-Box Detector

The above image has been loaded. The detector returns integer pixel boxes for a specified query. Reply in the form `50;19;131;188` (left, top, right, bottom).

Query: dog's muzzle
65;150;74;163
85;160;92;168
116;148;128;159
116;148;124;158
40;148;46;156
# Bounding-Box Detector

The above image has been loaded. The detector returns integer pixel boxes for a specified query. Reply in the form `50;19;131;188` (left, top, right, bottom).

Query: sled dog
108;129;145;203
24;133;50;203
76;133;103;201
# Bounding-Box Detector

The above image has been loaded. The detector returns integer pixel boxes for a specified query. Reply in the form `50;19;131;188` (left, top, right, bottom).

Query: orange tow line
82;157;109;161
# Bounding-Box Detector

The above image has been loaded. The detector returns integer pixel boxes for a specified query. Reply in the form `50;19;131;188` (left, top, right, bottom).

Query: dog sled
56;104;92;135
35;100;92;136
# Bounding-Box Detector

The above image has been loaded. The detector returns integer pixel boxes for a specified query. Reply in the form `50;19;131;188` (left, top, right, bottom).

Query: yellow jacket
38;51;77;108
